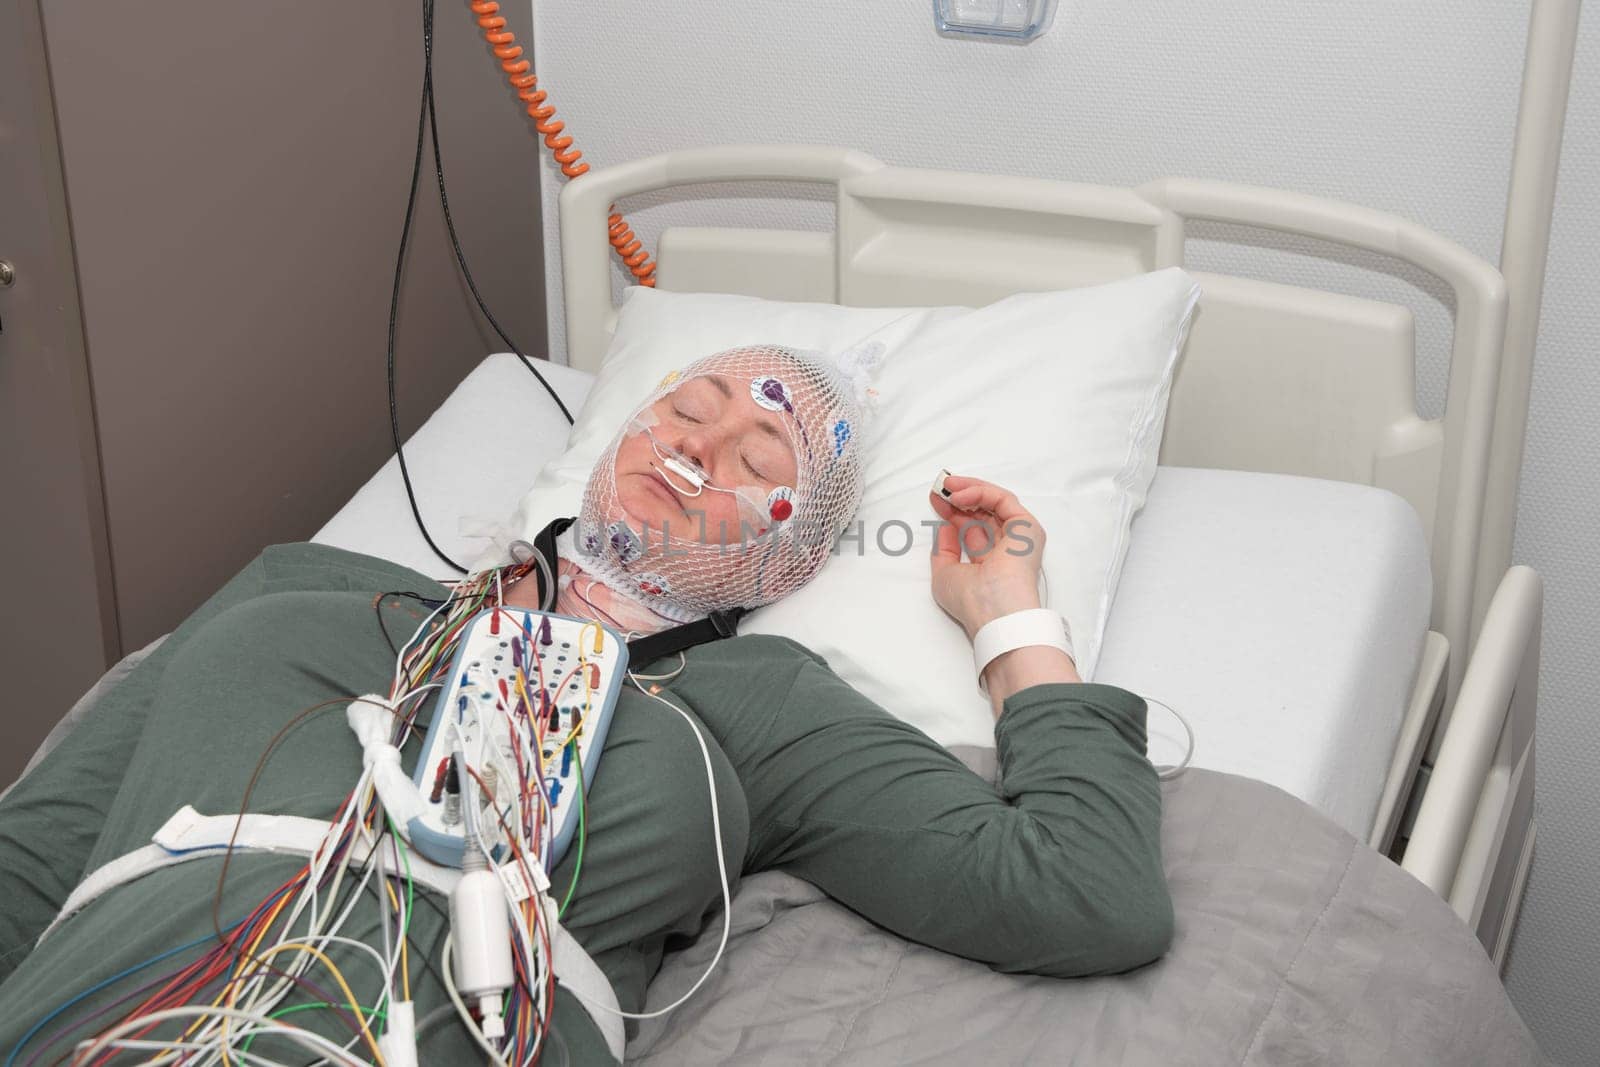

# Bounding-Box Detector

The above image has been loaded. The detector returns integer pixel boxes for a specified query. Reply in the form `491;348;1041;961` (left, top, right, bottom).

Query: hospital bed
318;359;1431;848
5;1;1571;1058
310;0;1574;964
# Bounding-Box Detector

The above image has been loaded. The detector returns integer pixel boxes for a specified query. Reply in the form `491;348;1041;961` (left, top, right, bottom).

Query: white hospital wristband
972;608;1075;690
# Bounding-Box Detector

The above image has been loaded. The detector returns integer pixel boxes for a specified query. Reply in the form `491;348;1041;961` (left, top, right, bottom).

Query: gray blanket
11;650;1539;1065
632;760;1539;1065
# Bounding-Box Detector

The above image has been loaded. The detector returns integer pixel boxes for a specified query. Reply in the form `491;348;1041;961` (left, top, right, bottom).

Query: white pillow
504;270;1200;748
505;288;950;507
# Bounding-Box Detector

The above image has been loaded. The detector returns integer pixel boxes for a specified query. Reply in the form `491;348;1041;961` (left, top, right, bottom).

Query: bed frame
550;0;1578;968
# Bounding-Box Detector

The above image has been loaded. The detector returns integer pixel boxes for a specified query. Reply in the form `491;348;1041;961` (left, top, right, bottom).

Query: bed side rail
559;146;882;371
1401;565;1541;929
1137;178;1506;719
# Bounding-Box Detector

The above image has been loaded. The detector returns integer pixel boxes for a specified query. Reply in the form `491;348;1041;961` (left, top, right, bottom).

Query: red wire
91;825;364;1062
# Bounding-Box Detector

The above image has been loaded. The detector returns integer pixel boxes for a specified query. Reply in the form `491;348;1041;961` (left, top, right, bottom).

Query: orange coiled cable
469;0;656;287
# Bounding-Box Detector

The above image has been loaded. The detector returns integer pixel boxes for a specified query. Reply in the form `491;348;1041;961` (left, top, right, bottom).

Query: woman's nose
673;426;716;474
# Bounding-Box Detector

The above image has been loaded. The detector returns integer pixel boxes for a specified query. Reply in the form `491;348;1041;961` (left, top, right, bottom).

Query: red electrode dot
770;498;793;521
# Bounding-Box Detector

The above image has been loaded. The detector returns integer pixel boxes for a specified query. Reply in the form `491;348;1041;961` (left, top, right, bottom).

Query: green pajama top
0;543;1170;1065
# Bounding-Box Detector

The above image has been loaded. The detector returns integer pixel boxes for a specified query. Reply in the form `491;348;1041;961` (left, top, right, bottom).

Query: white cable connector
377;1000;419;1067
451;841;514;1046
478;995;507;1043
346;695;426;827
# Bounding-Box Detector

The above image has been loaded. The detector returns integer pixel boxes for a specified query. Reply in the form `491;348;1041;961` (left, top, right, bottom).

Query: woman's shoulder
678;631;830;672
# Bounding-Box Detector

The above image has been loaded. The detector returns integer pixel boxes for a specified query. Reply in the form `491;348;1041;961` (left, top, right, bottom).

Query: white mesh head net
573;344;872;621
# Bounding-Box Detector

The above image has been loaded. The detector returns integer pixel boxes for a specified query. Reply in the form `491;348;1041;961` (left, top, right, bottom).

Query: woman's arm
688;475;1171;978
985;644;1081;707
707;642;1170;979
927;476;1082;716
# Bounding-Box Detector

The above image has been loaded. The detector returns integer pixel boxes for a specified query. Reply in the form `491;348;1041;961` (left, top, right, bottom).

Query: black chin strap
530;515;575;583
528;517;748;667
626;606;748;666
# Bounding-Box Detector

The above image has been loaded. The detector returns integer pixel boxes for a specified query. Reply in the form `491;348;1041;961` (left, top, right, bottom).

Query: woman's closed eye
740;451;771;481
741;435;797;484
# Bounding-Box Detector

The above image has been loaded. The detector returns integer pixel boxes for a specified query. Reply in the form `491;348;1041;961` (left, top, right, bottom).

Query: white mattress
314;354;1431;839
1095;466;1430;840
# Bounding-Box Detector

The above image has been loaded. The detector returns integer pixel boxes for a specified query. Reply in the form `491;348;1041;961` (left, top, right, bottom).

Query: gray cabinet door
0;0;120;785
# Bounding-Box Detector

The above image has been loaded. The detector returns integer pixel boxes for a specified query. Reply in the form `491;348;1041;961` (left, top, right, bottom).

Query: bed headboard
556;3;1577;717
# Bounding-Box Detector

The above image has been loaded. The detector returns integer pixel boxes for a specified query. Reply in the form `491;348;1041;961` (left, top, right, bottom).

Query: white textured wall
528;2;1598;1059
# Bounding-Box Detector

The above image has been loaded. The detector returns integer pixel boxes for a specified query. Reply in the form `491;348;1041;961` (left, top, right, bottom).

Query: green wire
237;1002;389;1055
380;815;416;1036
391;817;415;943
410;585;490;690
232;829;420;1054
558;741;587;918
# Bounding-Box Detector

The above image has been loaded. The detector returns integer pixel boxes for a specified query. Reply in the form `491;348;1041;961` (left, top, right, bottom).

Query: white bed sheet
314;353;1430;838
1095;467;1430;839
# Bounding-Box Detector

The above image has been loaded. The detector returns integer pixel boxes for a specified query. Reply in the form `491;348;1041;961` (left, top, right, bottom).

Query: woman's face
611;374;800;544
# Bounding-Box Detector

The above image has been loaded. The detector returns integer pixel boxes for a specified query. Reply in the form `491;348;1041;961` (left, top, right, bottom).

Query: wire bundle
10;562;589;1066
10;550;745;1065
12;774;420;1066
420;570;604;1064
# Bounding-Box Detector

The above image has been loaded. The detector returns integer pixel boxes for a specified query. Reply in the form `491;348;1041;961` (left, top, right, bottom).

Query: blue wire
3;871;309;1067
4;927;227;1067
6;840;365;1066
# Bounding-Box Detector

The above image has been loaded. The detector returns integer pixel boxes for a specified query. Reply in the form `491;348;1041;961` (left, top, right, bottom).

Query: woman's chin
615;485;681;532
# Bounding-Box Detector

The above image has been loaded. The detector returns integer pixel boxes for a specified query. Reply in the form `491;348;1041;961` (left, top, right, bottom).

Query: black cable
374;593;403;658
424;6;575;426
363;826;453;993
388;0;577;575
388;0;465;574
285;831;455;1067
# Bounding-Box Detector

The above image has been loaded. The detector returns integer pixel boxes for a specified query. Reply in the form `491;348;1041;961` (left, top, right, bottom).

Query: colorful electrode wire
14;559;591;1066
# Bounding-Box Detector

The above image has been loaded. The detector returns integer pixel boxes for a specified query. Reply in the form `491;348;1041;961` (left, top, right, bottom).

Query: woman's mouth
639;470;687;513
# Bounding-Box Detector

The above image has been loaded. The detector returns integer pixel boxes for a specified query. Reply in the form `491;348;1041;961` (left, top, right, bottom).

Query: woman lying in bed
0;346;1170;1065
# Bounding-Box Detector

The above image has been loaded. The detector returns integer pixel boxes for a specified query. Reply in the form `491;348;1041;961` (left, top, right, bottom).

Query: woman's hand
929;475;1080;710
929;475;1047;639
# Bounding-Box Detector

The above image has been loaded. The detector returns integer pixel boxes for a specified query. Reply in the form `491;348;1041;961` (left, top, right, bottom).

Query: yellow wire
516;665;537;719
241;894;293;975
385;877;411;1002
191;581;504;1063
213;896;324;1055
205;887;376;1065
580;622;601;726
222;940;389;1066
185;891;294;1051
